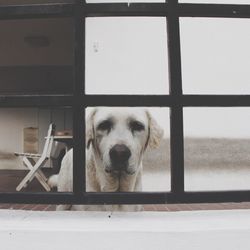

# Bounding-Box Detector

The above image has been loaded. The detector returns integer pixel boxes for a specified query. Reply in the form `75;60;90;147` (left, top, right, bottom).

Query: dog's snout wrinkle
109;144;131;165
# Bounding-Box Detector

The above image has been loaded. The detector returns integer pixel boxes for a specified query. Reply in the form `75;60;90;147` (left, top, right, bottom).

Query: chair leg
35;173;51;191
29;159;51;192
16;157;51;192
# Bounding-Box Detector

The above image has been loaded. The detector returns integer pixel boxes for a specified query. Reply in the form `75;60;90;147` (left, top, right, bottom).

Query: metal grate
0;0;250;205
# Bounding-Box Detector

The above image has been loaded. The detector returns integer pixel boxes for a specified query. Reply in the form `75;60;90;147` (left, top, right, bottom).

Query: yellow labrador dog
51;108;163;211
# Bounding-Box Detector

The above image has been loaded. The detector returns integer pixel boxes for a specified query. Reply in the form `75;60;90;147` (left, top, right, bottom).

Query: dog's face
87;108;163;175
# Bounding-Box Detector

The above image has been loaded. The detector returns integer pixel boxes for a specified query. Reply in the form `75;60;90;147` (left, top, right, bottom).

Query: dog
49;107;163;211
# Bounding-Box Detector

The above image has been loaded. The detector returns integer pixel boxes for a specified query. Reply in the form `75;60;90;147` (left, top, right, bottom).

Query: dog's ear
146;110;164;149
86;108;97;149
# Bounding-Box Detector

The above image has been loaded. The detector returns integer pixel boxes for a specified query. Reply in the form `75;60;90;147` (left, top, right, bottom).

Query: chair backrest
41;123;56;159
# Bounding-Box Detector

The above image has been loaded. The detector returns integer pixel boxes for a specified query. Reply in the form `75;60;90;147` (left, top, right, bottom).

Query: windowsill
1;209;250;250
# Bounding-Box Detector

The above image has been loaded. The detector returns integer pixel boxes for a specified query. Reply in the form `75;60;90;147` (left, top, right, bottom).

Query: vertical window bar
167;0;185;193
73;2;86;195
170;107;184;193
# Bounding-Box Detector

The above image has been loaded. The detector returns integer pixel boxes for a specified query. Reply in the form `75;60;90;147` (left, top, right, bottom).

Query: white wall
180;18;250;94
2;210;250;250
184;107;250;138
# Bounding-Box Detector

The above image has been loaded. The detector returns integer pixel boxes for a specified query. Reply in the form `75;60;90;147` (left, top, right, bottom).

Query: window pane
180;18;250;94
0;107;73;193
86;107;170;192
184;108;250;191
0;18;73;94
86;17;169;95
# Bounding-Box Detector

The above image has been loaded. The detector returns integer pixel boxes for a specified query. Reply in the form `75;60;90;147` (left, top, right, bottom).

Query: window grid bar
1;95;250;108
1;3;250;19
73;4;86;195
81;95;250;107
82;3;250;18
167;0;184;194
0;3;74;19
0;191;250;204
82;3;168;17
82;95;174;107
179;3;250;18
182;95;250;107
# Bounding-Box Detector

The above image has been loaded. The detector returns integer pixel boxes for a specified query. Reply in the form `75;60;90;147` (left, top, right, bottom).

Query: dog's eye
130;121;145;132
97;120;112;132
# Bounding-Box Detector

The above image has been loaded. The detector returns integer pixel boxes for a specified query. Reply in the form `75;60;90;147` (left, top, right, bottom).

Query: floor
1;170;250;212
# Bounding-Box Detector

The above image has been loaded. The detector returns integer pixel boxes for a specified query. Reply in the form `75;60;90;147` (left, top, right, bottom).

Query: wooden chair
15;123;56;191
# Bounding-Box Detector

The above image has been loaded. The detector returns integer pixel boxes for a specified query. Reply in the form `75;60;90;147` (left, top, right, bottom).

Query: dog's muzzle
108;144;131;173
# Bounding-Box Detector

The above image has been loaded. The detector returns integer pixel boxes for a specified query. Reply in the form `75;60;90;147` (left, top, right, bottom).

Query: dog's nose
109;144;131;166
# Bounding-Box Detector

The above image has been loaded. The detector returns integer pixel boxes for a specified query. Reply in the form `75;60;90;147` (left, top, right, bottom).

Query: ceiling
0;17;74;93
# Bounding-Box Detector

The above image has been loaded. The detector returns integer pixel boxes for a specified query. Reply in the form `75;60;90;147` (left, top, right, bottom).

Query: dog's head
86;108;163;175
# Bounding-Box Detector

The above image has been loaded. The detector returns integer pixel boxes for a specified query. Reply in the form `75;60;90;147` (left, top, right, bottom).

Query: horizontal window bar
0;3;73;19
0;192;76;204
82;95;173;107
83;3;250;18
83;3;168;17
176;191;250;204
0;95;73;107
84;192;168;204
1;3;250;19
1;95;250;107
182;95;250;106
81;95;250;107
1;191;250;204
179;3;250;18
84;191;250;204
0;192;168;204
